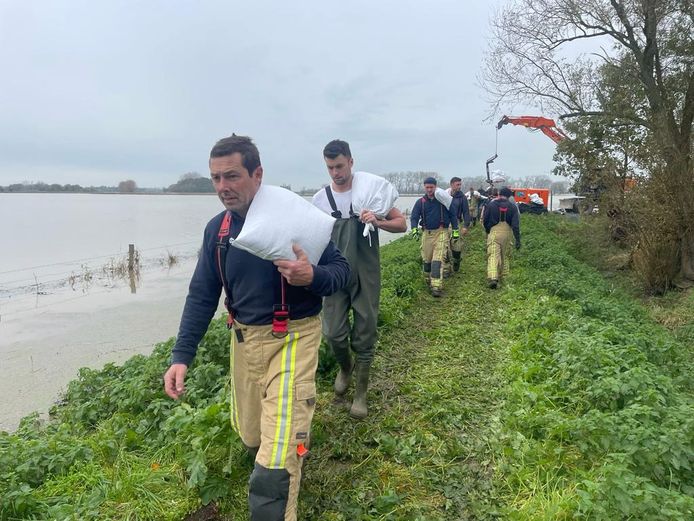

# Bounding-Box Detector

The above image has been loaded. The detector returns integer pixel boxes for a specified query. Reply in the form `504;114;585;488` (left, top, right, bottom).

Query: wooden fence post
128;244;135;272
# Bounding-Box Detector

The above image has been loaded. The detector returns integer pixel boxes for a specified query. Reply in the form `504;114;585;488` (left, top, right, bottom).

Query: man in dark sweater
410;177;458;297
163;135;350;521
483;186;521;289
445;176;471;274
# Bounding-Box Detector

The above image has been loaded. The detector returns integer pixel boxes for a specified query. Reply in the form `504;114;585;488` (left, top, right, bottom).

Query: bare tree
483;0;694;286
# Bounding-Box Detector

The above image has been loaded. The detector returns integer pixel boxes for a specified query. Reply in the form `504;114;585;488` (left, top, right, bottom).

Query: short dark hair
210;134;261;176
500;187;513;198
323;139;352;159
450;176;462;184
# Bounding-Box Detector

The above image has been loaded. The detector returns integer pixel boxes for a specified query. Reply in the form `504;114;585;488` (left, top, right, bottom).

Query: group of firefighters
162;135;522;520
409;177;521;294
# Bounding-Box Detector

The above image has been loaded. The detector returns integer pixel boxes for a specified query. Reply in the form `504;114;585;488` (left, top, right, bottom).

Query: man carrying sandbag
163;135;351;521
312;139;406;419
410;177;459;297
444;176;471;275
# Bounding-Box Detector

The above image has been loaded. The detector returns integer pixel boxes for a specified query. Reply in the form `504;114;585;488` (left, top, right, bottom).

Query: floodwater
0;193;419;307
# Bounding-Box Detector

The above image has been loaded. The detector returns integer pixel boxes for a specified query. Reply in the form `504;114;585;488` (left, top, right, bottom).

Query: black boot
349;361;371;419
333;348;353;396
452;251;461;272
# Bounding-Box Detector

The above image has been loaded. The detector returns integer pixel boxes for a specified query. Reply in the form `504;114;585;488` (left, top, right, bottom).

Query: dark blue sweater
410;195;458;230
172;210;351;366
450;191;471;228
483;198;521;244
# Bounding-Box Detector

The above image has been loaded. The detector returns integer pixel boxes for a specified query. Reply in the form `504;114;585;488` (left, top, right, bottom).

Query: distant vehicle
512;187;549;214
555;195;587;214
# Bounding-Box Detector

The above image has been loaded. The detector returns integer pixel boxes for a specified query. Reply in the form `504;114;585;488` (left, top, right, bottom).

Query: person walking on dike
410;177;458;298
444;177;471;275
163;135;351;521
466;186;485;227
312;139;406;419
483;186;521;289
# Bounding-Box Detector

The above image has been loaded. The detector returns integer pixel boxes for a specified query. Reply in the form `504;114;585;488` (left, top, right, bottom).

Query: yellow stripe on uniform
278;333;299;468
229;333;240;433
270;333;296;468
270;333;291;466
487;229;499;279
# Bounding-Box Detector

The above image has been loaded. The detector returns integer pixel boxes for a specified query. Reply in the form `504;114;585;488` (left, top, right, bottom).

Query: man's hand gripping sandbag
351;171;399;246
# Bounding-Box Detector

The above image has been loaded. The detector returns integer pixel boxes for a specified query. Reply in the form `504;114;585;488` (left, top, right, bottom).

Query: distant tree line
0;181;118;193
0;172;216;194
164;172;214;193
379;172;570;194
1;172;570;197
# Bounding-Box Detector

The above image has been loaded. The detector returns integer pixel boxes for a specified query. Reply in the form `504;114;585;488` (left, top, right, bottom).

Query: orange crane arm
497;115;568;144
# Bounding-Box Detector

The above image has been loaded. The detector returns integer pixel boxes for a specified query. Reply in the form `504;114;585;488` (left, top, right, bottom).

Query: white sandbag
530;193;545;205
230;185;335;265
490;169;506;184
351;171;399;218
351;171;399;245
434;187;453;209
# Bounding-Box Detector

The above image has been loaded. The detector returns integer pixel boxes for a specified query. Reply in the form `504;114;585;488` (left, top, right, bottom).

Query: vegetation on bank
0;215;692;520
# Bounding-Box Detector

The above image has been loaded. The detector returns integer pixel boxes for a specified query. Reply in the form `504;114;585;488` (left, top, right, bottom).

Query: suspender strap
499;205;508;224
325;186;341;218
325;186;355;219
217;211;291;336
216;211;234;329
420;197;445;229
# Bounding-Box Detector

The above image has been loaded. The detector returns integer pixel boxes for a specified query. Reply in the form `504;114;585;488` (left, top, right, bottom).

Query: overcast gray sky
0;0;559;189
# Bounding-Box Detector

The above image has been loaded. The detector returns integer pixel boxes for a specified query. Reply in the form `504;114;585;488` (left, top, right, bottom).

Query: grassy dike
1;216;692;520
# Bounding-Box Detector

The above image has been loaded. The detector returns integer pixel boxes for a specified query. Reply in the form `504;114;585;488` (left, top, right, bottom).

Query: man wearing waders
312;140;407;419
466;186;485;227
444;177;471;275
410;177;459;297
483;186;521;289
164;135;350;521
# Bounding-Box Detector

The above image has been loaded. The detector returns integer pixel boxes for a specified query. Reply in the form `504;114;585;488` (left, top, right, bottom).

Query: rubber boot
349;361;371;419
333;350;353;396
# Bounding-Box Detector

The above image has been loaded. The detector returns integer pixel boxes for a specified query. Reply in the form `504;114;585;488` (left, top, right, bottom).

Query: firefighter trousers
421;228;448;289
486;222;513;281
230;315;321;521
444;223;465;273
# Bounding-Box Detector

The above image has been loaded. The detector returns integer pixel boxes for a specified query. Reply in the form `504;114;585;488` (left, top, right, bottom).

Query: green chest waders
324;216;381;360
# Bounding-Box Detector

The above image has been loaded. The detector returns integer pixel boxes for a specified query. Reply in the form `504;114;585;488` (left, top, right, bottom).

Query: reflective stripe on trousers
230;315;321;521
421;228;448;289
486;222;513;280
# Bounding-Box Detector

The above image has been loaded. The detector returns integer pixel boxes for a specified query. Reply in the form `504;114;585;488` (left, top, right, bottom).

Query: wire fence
0;240;200;297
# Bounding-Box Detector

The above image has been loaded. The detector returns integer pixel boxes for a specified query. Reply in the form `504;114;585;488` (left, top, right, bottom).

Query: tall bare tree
483;0;694;287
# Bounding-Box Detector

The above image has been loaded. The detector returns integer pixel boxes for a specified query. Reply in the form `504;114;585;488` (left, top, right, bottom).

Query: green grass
1;217;692;520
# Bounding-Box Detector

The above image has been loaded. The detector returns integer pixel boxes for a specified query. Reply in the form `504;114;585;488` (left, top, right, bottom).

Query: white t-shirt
312;187;354;218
